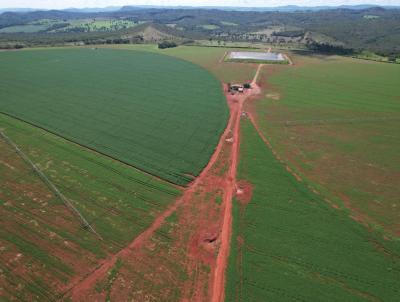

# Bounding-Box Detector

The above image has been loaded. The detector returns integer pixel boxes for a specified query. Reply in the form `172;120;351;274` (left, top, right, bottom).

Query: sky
0;0;399;9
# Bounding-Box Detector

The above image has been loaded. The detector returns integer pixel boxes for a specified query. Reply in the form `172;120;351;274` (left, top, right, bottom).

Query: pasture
226;118;400;301
0;48;228;185
57;18;139;32
0;18;139;33
0;113;180;301
251;54;400;235
0;24;49;33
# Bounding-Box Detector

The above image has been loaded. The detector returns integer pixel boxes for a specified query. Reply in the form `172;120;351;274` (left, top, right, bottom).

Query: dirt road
211;94;242;302
284;54;293;65
211;66;262;302
252;64;264;86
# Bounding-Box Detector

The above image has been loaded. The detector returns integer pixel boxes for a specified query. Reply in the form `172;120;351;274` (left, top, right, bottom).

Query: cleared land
0;48;228;185
226;118;400;301
0;113;180;301
250;54;400;235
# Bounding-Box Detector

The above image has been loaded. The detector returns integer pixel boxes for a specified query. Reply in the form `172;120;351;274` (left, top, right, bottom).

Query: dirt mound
236;180;253;205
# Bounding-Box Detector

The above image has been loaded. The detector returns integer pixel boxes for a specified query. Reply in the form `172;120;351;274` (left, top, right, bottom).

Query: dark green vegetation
0;7;400;57
226;118;400;301
158;40;177;49
255;55;400;235
0;48;228;185
0;113;180;301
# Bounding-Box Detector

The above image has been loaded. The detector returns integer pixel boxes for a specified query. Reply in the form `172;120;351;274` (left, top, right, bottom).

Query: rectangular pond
228;51;286;62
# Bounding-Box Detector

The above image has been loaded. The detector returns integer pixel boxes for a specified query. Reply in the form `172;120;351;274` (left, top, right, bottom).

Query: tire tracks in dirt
68;195;188;300
211;66;263;302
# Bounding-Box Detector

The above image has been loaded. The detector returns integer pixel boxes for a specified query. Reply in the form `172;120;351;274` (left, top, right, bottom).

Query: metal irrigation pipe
0;130;103;240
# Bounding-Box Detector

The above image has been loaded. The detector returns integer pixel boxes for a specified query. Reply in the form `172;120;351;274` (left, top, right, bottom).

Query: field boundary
225;57;289;64
0;111;182;188
270;116;400;127
0;129;102;240
219;51;227;63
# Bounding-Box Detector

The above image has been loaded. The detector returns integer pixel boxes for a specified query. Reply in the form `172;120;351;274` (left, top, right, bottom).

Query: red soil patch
211;74;262;302
69;189;187;300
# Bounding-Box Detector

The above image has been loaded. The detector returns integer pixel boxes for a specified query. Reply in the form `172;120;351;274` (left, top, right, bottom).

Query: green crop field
58;18;139;32
0;113;180;301
226;119;400;301
252;54;400;235
0;48;228;185
104;44;259;83
0;24;49;33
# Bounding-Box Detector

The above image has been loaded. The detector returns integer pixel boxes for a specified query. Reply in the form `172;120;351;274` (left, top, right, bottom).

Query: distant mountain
63;6;122;13
0;7;120;15
245;4;399;12
0;8;39;14
119;4;400;12
1;4;400;15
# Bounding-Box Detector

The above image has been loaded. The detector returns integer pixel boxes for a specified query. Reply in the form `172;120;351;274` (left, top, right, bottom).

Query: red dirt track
210;94;241;302
69;194;186;300
211;67;262;302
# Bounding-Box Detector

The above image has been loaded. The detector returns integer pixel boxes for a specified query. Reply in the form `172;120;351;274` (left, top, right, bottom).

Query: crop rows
256;54;400;233
0;113;180;300
0;48;228;185
226;119;400;302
